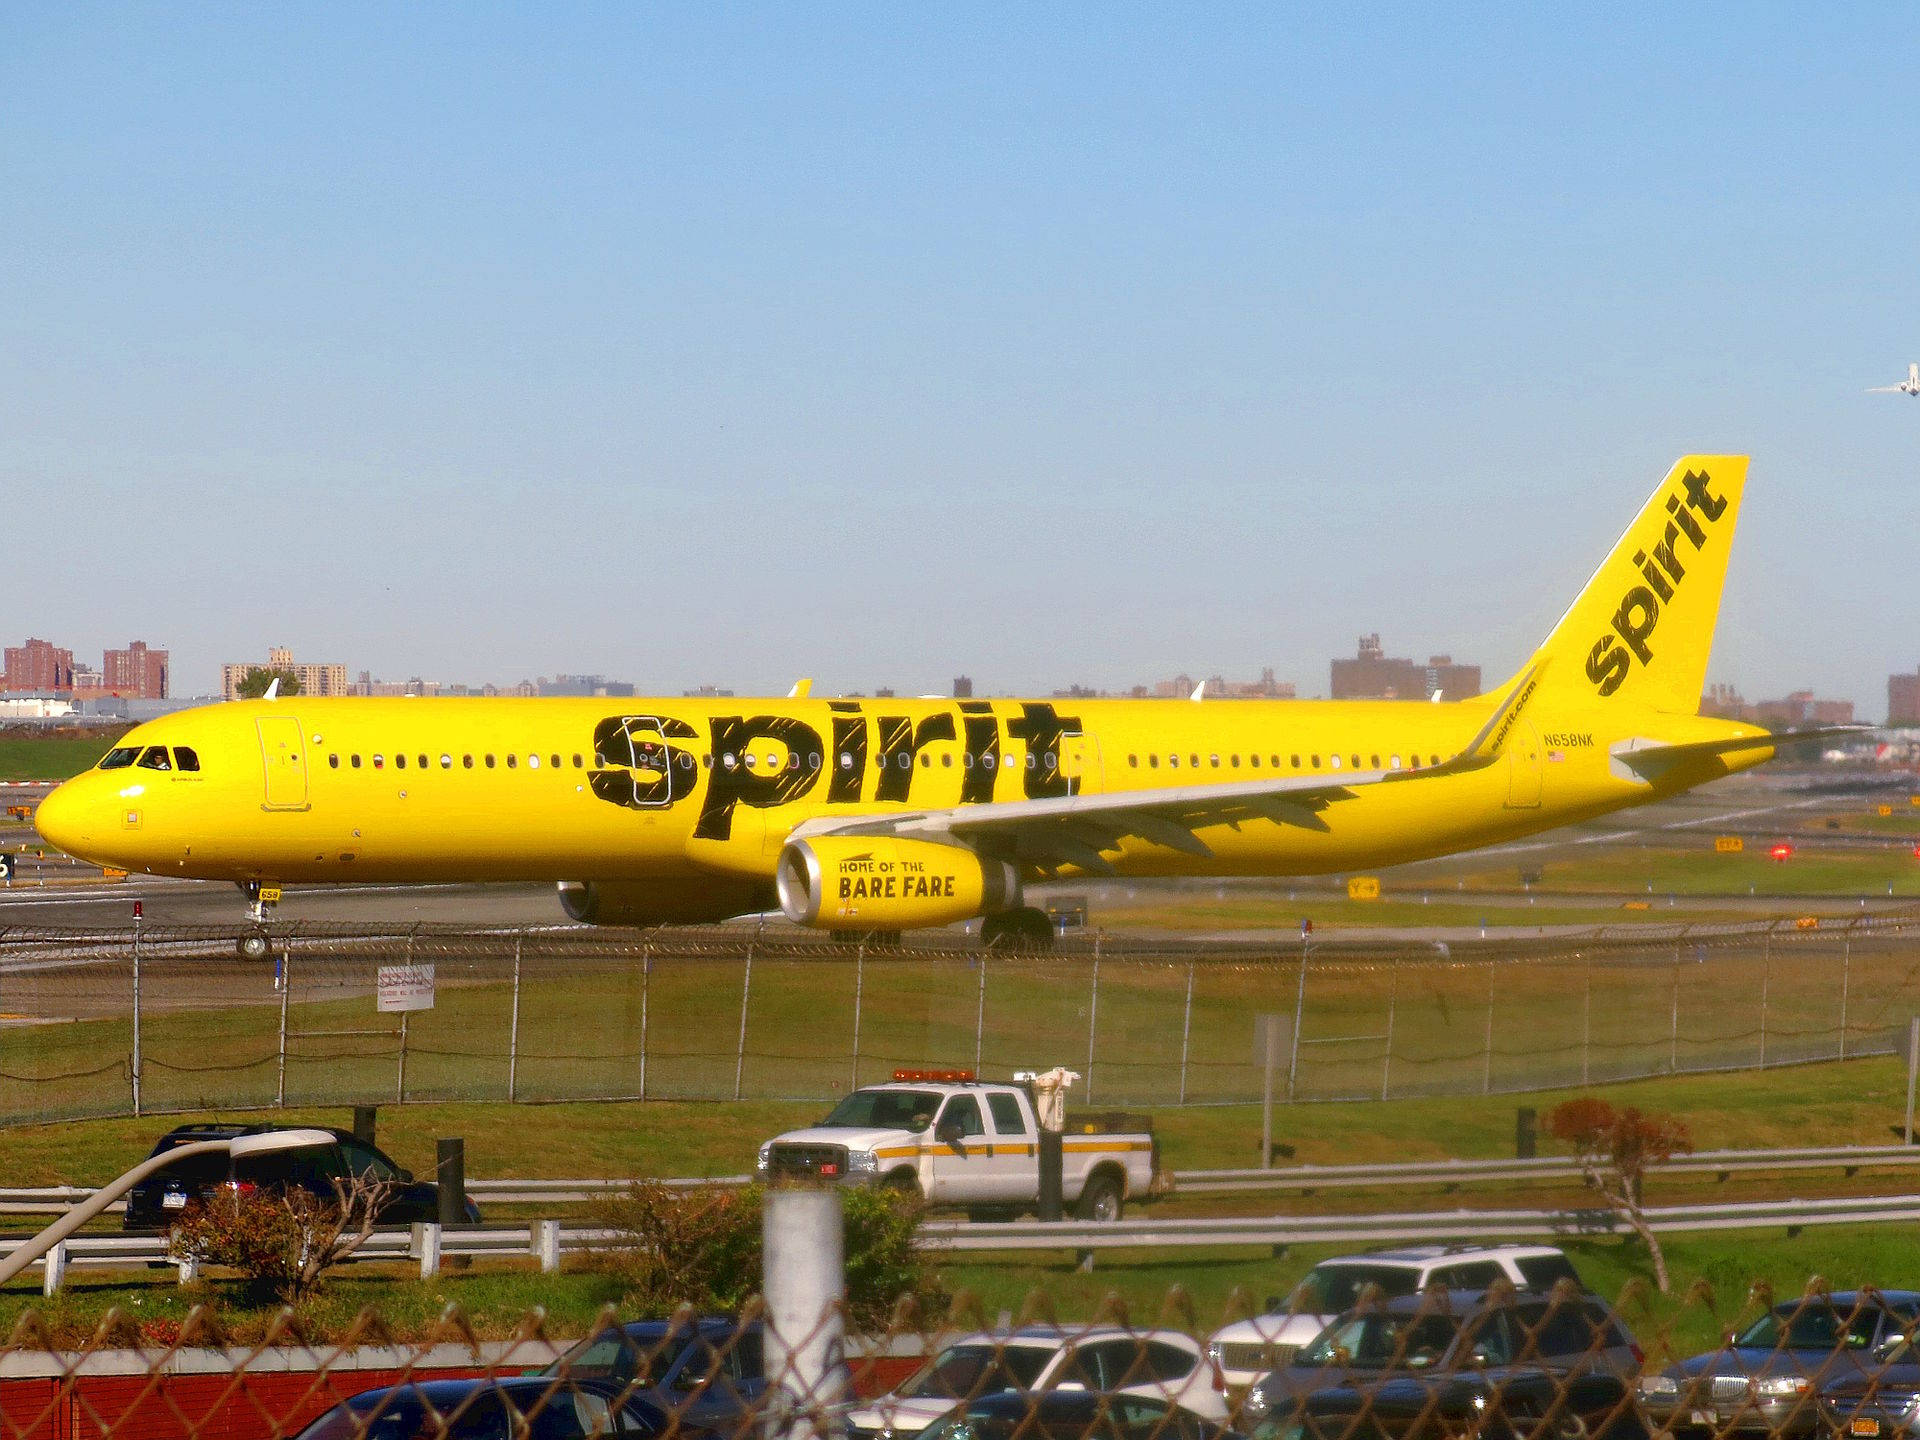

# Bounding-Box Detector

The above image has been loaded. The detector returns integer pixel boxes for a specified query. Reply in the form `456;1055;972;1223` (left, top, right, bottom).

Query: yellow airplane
34;455;1819;946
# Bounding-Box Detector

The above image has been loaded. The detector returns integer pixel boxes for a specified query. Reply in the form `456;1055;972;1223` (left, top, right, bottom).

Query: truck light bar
892;1067;974;1082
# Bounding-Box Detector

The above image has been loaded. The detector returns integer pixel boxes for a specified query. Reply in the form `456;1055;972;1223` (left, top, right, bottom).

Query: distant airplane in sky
1867;363;1920;396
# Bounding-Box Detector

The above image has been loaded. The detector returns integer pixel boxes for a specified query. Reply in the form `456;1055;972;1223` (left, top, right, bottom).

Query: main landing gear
980;906;1055;952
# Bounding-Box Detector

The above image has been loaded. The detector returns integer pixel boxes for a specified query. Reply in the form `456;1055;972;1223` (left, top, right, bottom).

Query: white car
842;1326;1228;1438
1205;1244;1583;1399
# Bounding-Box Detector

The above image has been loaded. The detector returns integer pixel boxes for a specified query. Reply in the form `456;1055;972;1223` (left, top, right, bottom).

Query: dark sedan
914;1388;1240;1440
1242;1288;1641;1440
1819;1336;1920;1439
543;1317;767;1432
123;1123;482;1231
292;1378;690;1440
1637;1291;1920;1439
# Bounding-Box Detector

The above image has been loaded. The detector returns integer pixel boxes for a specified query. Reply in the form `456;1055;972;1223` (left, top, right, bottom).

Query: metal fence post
1286;941;1308;1103
1581;964;1592;1087
973;953;987;1076
849;941;864;1092
396;934;413;1103
276;938;291;1107
1668;945;1681;1073
1759;927;1772;1068
1905;1016;1919;1146
1381;963;1399;1101
639;938;650;1101
1178;960;1195;1105
507;932;523;1102
1840;931;1853;1060
1481;961;1495;1096
1085;957;1100;1103
734;938;754;1101
130;928;142;1117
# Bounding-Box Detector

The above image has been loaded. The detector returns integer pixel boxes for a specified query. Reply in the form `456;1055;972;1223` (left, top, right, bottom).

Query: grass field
0;732;126;781
1;1224;1913;1359
3;1051;1912;1190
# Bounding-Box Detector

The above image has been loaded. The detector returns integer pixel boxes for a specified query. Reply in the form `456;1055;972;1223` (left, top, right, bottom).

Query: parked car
292;1378;690;1440
1208;1247;1586;1400
542;1317;767;1433
912;1387;1244;1440
1637;1291;1920;1439
122;1123;481;1231
842;1327;1229;1440
1818;1334;1920;1439
1240;1286;1640;1438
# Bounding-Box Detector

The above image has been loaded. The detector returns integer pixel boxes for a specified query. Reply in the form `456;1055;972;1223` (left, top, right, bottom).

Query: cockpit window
99;747;140;770
173;747;200;773
136;746;172;771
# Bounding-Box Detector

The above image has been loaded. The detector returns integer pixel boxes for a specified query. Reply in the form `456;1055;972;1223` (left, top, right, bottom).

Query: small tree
168;1173;395;1303
235;666;302;699
1547;1097;1691;1292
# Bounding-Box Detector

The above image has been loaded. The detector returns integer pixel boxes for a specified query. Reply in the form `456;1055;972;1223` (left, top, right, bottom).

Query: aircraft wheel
236;930;273;962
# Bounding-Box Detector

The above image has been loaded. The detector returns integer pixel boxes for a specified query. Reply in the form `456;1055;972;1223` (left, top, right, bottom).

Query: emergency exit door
257;716;310;811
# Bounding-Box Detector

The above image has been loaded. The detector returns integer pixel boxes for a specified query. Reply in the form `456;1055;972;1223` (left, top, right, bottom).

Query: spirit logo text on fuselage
1585;469;1728;697
587;701;1083;841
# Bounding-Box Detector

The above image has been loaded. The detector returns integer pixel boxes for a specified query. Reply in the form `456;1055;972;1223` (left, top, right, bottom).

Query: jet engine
775;836;1020;931
557;878;773;927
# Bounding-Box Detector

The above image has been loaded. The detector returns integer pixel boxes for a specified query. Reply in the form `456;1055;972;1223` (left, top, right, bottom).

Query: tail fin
1525;455;1748;714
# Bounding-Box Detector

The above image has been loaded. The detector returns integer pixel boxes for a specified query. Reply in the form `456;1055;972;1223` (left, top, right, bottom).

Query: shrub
166;1176;395;1304
1548;1097;1691;1292
589;1182;945;1328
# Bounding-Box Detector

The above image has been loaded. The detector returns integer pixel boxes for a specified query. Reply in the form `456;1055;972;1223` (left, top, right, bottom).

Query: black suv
122;1123;481;1231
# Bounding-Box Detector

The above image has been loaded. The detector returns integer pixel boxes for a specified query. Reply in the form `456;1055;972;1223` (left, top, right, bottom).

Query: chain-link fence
2;1278;1919;1440
2;913;1919;1125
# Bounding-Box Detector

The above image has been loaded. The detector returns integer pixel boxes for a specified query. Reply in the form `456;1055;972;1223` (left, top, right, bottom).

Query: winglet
263;678;280;702
788;678;812;699
1427;661;1547;776
1190;681;1205;702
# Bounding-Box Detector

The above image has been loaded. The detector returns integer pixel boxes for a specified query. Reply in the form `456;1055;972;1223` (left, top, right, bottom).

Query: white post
41;1240;65;1296
507;932;523;1102
1178;961;1195;1105
130;928;142;1116
849;942;865;1092
412;1221;441;1278
532;1218;562;1274
763;1187;847;1440
276;939;291;1107
173;1253;199;1285
1905;1017;1919;1146
734;942;755;1101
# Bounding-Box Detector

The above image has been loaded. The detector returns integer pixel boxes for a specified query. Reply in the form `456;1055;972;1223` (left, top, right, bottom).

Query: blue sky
3;7;1915;707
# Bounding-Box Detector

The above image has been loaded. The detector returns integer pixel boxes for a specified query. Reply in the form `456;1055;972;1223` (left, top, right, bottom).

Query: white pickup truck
756;1071;1155;1221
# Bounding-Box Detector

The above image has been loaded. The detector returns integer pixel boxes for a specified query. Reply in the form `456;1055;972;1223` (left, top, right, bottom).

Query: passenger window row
326;752;586;772
1125;750;1443;772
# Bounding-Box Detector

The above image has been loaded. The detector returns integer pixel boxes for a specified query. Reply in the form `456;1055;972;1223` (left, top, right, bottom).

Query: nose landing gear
236;881;281;961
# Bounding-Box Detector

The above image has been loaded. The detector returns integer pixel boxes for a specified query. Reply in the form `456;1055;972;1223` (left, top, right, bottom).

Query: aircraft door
1059;732;1102;795
1504;720;1543;809
256;716;310;811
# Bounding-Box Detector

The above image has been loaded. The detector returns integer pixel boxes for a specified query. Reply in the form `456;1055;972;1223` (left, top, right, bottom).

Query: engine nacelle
775;836;1020;931
557;878;773;927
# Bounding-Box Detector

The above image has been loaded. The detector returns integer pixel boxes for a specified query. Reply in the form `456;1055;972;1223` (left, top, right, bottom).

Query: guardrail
11;1192;1918;1293
5;1143;1914;1216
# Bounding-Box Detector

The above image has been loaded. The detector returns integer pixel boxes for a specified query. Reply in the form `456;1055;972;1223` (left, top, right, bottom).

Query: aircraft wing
1867;385;1902;393
786;664;1545;875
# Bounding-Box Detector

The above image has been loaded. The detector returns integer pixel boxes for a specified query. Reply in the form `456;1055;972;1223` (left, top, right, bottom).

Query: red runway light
1770;843;1794;861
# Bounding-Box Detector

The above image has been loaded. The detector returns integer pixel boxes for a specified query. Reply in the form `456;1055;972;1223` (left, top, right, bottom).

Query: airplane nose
32;780;91;858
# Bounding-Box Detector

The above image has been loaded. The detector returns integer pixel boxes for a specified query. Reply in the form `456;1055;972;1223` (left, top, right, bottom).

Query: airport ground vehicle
1241;1288;1640;1436
542;1318;768;1434
291;1378;690;1440
122;1123;481;1231
757;1074;1154;1220
911;1388;1243;1440
1207;1246;1584;1398
1637;1292;1920;1438
841;1326;1229;1439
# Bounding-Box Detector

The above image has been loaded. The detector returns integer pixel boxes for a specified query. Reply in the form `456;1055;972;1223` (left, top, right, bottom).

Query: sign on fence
377;964;436;1012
